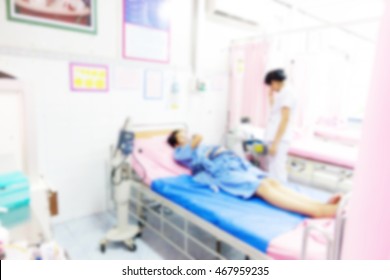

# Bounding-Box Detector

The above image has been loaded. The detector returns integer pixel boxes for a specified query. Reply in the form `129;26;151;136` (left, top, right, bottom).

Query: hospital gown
174;144;267;199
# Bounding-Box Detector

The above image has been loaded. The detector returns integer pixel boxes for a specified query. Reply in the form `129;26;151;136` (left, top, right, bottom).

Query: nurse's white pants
267;141;289;183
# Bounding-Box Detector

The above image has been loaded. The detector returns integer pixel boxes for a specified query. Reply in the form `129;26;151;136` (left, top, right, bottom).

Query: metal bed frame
128;180;270;260
301;194;351;260
121;123;349;260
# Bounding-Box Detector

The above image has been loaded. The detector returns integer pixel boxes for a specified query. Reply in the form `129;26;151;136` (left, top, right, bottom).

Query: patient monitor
116;128;135;157
100;118;140;253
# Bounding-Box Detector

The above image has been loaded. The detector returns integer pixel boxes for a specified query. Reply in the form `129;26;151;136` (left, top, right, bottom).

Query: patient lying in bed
167;130;341;218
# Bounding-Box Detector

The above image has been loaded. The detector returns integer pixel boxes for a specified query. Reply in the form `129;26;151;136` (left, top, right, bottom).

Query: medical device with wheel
100;118;140;253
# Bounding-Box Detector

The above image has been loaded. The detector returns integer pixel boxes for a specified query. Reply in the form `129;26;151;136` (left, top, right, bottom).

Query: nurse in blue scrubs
167;130;341;218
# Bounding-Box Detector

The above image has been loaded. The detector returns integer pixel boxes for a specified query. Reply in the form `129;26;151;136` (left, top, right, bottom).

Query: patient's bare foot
311;204;339;219
327;193;343;205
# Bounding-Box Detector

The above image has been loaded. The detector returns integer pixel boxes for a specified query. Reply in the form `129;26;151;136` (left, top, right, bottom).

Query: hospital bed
287;138;357;193
120;123;350;260
226;125;357;193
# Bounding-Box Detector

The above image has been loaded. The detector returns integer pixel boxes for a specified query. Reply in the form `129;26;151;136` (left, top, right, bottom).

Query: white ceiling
281;0;385;41
214;0;386;42
282;0;384;22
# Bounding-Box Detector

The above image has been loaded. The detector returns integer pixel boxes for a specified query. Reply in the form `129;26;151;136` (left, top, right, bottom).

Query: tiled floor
52;212;163;260
52;210;243;260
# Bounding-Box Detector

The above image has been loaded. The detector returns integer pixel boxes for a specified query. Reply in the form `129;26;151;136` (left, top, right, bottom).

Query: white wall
0;0;253;223
0;0;192;223
186;0;257;144
0;55;191;223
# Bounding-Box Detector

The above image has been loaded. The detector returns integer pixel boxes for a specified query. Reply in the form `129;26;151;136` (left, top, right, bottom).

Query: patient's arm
191;134;203;149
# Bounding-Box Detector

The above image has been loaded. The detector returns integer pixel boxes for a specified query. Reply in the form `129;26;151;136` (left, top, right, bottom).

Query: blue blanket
151;175;329;253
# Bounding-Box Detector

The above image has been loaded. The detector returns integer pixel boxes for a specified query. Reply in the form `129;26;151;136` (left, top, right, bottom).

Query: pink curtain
343;1;390;259
290;54;350;134
289;56;308;130
228;45;244;130
229;42;269;129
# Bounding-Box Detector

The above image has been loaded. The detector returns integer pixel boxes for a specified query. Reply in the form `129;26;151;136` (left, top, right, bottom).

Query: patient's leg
255;180;338;218
266;179;328;204
267;179;342;205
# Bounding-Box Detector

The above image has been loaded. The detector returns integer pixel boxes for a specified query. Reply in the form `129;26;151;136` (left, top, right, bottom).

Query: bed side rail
129;180;270;260
301;193;351;260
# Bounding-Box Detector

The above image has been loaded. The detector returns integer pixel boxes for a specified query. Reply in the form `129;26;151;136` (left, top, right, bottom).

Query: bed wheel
124;239;137;252
100;243;106;254
127;243;137;252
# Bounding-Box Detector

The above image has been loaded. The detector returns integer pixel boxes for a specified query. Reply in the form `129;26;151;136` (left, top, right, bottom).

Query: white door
0;86;25;174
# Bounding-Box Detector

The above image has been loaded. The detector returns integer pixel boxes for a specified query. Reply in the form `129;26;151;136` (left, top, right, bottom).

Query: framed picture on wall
144;70;164;100
70;63;109;92
6;0;97;34
123;0;170;63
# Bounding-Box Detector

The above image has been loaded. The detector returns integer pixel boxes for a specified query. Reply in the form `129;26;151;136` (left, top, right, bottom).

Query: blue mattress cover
151;175;329;253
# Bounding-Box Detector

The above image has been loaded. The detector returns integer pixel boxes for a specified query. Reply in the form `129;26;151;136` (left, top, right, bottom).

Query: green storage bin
0;172;31;227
